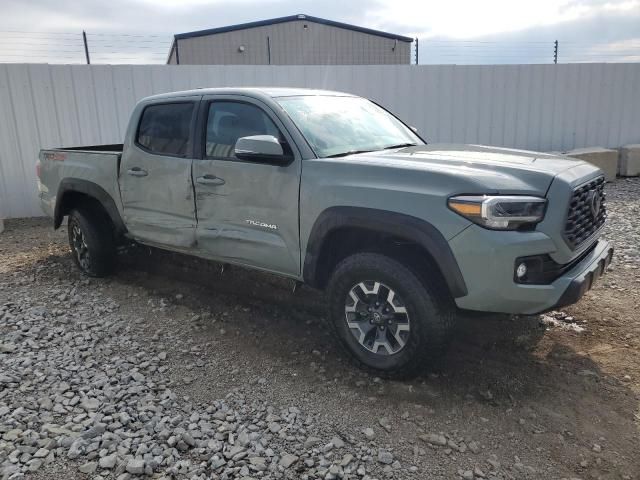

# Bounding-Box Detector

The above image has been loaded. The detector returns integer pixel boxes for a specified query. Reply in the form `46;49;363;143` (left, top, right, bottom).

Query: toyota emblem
587;190;601;218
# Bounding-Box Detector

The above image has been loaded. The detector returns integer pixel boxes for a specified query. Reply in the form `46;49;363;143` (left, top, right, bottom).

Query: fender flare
54;178;126;234
302;206;468;298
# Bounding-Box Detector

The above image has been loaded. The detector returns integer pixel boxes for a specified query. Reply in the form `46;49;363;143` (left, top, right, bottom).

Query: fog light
516;262;528;279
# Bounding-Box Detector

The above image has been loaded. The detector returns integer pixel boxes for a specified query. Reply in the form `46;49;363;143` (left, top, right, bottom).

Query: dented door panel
193;158;300;275
119;97;200;249
193;95;302;277
119;156;196;248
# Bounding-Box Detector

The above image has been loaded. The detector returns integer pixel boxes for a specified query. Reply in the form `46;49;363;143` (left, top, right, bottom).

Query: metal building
167;14;413;65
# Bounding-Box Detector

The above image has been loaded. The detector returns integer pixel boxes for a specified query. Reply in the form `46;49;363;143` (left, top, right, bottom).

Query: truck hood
337;143;591;194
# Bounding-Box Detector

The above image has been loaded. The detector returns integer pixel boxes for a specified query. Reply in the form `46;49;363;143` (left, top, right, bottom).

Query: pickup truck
37;87;613;378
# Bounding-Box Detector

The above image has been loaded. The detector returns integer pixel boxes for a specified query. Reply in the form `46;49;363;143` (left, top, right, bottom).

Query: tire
67;206;116;277
327;252;453;379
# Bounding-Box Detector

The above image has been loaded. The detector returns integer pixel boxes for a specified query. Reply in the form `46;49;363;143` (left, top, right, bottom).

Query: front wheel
67;207;116;277
327;253;453;378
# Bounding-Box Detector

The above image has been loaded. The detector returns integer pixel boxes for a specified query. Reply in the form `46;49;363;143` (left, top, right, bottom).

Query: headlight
448;195;547;230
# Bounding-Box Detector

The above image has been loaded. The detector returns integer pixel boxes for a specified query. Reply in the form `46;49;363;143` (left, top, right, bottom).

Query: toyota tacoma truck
37;87;613;378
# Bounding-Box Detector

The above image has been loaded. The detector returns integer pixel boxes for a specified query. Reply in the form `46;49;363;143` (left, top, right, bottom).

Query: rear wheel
327;253;453;378
67;207;116;277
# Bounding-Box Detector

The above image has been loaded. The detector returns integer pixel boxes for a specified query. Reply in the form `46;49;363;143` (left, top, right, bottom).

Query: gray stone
304;436;322;449
27;459;44;472
330;436;345;449
279;453;299;468
0;343;17;353
81;397;100;412
34;448;49;458
377;449;394;465
79;461;98;474
99;454;117;469
421;433;447;446
126;459;145;474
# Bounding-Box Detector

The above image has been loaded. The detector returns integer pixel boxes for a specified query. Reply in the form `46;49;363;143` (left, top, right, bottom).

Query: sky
0;0;639;64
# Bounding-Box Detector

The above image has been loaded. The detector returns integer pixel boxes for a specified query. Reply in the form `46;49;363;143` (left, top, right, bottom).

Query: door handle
196;174;225;186
127;167;148;177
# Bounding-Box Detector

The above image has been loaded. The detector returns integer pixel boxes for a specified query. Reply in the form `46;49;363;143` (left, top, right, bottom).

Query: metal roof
174;14;414;43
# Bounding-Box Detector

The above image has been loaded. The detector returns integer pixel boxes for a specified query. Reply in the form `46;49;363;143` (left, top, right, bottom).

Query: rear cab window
136;102;195;157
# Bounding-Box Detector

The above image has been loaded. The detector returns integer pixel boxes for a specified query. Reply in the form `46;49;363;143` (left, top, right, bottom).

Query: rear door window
136;102;195;157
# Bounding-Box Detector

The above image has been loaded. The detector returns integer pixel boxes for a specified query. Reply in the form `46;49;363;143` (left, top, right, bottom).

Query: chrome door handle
196;175;225;186
127;167;148;177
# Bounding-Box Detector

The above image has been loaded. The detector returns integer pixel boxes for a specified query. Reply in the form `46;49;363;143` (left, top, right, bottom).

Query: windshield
277;96;423;158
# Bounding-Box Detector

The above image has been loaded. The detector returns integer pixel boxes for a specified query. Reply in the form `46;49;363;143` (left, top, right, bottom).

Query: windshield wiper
382;143;417;150
325;149;375;158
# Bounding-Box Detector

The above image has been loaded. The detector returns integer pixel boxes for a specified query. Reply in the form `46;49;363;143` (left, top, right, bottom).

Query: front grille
563;176;606;249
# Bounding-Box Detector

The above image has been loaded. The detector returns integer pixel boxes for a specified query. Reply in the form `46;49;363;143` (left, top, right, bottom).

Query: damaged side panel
119;155;197;249
117;96;200;249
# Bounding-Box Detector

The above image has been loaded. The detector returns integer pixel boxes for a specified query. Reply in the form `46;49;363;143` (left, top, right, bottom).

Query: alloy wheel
71;222;91;271
344;281;411;355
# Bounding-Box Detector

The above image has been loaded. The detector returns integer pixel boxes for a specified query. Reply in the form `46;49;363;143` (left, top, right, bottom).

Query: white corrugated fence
1;63;639;218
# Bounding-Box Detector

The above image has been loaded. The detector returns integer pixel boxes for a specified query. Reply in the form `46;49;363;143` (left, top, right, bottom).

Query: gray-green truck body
37;88;613;375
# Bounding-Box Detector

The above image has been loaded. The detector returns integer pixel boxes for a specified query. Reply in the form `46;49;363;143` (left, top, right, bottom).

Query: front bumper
551;241;613;312
449;224;613;315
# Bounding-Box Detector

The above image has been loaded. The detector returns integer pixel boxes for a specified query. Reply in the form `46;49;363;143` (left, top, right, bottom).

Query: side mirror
235;135;291;165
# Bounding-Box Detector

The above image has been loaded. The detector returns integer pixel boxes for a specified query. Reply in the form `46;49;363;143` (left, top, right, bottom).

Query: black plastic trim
54;178;126;235
303;206;468;298
543;244;614;313
514;241;597;285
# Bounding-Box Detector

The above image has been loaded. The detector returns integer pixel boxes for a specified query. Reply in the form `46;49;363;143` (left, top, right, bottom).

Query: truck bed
49;144;124;153
38;145;124;220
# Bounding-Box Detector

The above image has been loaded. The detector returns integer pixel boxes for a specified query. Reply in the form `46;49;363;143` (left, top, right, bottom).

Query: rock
68;440;85;459
421;433;447;446
99;454;117;469
268;422;281;433
34;448;49;458
126;459;145;474
0;343;17;353
279;453;299;468
249;457;267;471
474;466;486;478
363;427;375;440
331;436;345;449
340;454;354;466
27;459;43;472
79;462;98;474
2;429;22;441
81;397;100;412
378;417;391;432
304;436;322;448
377;449;394;465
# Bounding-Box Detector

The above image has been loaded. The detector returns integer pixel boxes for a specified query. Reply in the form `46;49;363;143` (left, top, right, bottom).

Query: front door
192;96;302;276
119;98;199;249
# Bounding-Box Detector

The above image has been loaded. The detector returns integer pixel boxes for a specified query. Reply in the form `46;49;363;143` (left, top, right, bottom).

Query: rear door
192;95;302;276
119;97;200;249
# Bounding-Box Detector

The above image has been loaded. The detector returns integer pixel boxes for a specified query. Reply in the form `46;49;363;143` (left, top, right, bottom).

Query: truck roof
142;87;356;103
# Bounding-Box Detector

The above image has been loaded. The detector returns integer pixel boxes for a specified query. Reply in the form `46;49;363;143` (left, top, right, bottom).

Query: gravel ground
1;178;639;480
